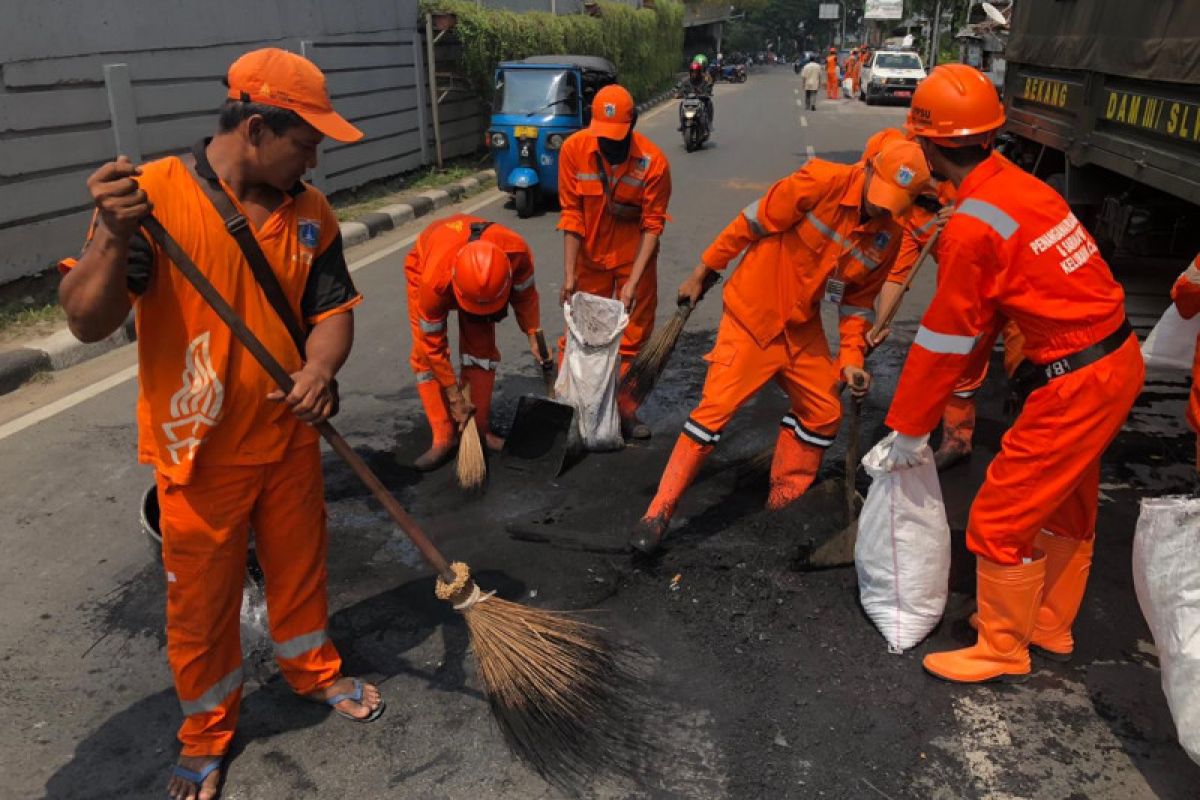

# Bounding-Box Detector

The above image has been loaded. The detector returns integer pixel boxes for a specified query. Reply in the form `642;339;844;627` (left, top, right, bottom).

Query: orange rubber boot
618;360;650;441
934;395;975;471
462;365;503;452
1030;530;1093;661
414;379;458;471
923;554;1045;683
766;430;824;510
631;435;712;554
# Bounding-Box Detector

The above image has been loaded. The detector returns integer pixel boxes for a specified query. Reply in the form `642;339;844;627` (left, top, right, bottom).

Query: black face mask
598;126;635;165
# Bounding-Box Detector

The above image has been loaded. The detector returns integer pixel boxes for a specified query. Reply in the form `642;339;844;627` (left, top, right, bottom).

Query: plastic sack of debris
1132;495;1200;765
842;78;854;98
1141;304;1200;371
855;436;951;653
555;292;629;451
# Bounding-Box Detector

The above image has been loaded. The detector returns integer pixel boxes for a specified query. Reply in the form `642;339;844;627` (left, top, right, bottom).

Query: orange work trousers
562;256;658;360
827;72;840;99
156;440;341;757
688;314;841;449
966;335;1143;565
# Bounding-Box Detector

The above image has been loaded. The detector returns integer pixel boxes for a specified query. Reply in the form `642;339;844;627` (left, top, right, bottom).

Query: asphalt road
2;67;1198;799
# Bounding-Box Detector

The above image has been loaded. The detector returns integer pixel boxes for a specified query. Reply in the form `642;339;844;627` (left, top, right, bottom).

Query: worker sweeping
629;137;932;555
826;47;840;100
878;64;1144;683
405;213;542;470
57;48;383;800
1170;252;1200;473
557;83;672;441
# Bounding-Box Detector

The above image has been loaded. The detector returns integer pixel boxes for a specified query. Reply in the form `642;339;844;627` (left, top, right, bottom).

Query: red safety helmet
907;64;1005;146
689;61;704;76
451;240;512;316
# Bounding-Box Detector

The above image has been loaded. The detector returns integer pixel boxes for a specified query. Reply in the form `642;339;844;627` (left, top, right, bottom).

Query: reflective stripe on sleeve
955;198;1019;240
953;389;978;399
683;418;721;445
804;213;880;271
781;414;835;448
619;175;645;188
575;172;603;181
513;274;535;292
273;628;329;660
418;317;447;334
462;354;498;370
179;666;243;717
742;200;767;238
914;325;979;355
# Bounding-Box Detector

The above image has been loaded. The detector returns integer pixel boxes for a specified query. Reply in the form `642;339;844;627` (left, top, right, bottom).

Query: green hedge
421;0;684;103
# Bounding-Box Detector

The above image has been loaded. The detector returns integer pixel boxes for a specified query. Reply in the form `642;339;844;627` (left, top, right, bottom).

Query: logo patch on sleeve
298;219;320;249
874;231;892;250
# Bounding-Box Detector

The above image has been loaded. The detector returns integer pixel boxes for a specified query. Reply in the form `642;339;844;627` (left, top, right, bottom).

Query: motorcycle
679;93;710;152
719;63;748;83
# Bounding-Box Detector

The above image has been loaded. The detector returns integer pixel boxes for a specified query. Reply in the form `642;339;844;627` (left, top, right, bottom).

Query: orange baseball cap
866;139;931;215
226;48;363;143
589;85;636;140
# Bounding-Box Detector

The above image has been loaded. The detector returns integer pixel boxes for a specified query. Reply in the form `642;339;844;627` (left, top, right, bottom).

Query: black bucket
139;484;261;580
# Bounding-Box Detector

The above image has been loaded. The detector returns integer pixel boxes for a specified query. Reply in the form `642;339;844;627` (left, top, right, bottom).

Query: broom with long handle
620;268;722;404
142;216;647;788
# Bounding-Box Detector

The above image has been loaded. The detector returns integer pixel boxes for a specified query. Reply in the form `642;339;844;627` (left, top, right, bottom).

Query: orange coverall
886;153;1144;566
844;54;858;97
405;214;539;445
826;54;840;99
557;128;671;413
61;143;361;756
644;159;908;521
1170;253;1200;471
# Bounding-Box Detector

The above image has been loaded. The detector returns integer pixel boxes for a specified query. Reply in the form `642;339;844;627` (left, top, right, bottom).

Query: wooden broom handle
142;216;456;583
870;226;943;340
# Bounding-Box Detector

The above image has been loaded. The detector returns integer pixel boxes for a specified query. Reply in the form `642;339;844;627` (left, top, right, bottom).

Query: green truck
1001;0;1200;258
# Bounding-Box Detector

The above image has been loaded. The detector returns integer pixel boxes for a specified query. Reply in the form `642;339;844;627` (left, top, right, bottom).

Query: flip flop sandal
324;677;385;723
169;758;222;798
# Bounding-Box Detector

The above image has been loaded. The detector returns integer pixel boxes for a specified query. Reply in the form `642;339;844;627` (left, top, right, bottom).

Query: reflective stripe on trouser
416;377;456;447
559;255;658;361
966;335;1143;565
461;365;497;440
766;429;825;510
157;441;341;757
686;314;841;451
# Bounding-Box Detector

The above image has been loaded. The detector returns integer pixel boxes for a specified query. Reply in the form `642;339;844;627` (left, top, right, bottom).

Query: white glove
880;431;930;472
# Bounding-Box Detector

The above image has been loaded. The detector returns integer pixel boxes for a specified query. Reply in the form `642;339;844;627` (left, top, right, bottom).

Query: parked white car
860;50;926;105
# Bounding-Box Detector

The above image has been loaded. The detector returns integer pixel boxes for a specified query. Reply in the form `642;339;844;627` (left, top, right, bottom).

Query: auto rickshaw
488;55;617;218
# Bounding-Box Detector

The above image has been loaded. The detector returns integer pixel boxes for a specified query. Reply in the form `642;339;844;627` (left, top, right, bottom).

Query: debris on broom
456;383;487;491
620;269;721;405
142;213;656;792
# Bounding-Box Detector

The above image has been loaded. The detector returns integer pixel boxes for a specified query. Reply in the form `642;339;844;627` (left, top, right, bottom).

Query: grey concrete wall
0;0;486;284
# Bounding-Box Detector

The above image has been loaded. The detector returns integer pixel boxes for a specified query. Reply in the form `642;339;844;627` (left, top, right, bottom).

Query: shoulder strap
183;156;308;357
468;221;493;242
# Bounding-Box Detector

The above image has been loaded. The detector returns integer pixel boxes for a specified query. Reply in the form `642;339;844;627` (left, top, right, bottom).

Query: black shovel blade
501;395;577;479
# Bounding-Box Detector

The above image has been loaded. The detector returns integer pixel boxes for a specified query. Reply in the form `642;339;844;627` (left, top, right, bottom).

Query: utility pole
929;0;942;67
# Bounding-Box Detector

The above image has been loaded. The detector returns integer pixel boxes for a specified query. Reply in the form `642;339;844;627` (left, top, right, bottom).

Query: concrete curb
0;170;497;398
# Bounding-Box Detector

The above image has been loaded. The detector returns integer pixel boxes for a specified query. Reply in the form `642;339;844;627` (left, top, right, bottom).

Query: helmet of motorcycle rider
689;61;704;77
693;54;709;68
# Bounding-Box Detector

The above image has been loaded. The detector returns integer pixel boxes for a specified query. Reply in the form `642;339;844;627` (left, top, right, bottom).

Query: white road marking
800;116;808;127
806;145;816;160
0;364;138;441
795;98;804;108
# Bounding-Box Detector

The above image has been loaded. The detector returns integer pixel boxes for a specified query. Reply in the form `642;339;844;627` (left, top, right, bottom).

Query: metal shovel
500;330;580;479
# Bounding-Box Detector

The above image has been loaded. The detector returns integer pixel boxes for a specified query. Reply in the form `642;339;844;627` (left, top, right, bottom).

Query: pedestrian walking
800;57;824;110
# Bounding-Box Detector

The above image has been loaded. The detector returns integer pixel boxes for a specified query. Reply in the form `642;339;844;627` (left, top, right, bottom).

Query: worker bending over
406;213;542;469
879;65;1143;683
630;138;931;554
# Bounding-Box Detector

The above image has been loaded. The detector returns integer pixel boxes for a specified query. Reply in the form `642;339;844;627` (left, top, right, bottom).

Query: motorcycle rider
679;59;714;131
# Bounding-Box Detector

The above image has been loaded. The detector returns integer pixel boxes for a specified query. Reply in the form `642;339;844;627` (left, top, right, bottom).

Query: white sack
1132;495;1200;765
1141;304;1200;371
555;292;628;451
856;437;951;653
842;77;854;97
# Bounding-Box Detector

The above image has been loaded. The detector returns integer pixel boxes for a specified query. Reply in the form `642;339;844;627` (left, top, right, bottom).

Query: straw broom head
620;306;688;405
456;417;487;491
436;562;656;790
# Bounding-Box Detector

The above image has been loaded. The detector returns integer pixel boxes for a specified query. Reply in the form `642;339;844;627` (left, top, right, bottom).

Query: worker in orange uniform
878;65;1144;683
557;83;671;440
862;126;1024;471
843;49;858;99
852;48;865;97
57;49;384;800
405;214;542;469
630;138;932;554
826;47;840;99
1170;253;1200;472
